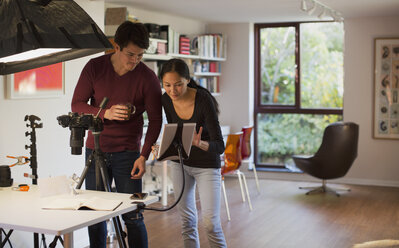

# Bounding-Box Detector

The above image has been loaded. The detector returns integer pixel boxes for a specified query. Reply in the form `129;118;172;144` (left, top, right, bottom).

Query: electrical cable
138;142;186;212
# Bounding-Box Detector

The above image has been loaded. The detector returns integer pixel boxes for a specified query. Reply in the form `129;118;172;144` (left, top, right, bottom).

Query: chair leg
299;180;351;197
251;162;260;193
236;171;246;202
221;179;231;221
238;171;253;211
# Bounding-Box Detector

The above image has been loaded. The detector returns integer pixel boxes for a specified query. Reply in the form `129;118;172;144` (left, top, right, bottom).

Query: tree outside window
254;22;344;170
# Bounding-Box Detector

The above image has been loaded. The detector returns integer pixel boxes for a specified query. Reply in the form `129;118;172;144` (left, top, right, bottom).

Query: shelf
164;53;226;61
143;54;172;61
194;72;221;76
143;53;226;62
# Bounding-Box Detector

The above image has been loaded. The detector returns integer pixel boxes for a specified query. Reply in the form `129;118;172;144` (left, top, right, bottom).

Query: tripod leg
97;154;127;248
112;217;127;248
76;152;94;190
41;234;47;248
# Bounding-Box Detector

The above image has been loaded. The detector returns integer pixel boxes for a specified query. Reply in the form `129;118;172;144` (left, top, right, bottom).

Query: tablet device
157;123;196;161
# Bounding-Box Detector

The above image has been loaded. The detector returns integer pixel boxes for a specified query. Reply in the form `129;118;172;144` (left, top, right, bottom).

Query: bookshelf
104;7;226;95
142;38;226;96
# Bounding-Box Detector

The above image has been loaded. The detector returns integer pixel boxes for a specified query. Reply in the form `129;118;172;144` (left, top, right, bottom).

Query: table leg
161;161;168;206
63;233;73;248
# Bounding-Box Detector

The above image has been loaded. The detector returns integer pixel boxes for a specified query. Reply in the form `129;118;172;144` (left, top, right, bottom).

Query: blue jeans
85;148;148;248
169;162;227;248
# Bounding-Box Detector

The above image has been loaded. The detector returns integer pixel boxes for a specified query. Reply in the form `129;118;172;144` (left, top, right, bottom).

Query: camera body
57;112;103;155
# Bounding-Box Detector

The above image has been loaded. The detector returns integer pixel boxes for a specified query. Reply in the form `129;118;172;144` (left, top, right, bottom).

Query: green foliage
257;114;342;164
257;22;344;165
300;22;344;108
260;27;296;105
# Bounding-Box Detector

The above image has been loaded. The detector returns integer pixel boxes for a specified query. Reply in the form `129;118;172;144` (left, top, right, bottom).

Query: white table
0;186;158;248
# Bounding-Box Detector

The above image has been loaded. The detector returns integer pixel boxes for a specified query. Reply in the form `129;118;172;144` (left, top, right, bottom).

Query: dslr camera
57;112;103;155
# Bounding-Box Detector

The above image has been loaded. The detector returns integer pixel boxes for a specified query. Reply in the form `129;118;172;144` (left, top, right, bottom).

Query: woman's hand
192;126;203;147
192;127;209;151
151;144;159;160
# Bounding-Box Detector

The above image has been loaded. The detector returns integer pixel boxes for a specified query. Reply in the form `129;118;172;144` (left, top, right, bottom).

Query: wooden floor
111;177;399;248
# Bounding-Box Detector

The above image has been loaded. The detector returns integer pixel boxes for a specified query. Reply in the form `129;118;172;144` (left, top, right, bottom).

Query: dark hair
159;58;220;115
114;21;149;50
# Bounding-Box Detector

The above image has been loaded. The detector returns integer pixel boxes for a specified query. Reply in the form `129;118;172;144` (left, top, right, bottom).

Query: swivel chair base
299;180;350;197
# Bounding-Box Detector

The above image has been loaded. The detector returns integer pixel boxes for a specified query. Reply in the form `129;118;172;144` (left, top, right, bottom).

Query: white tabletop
0;185;158;236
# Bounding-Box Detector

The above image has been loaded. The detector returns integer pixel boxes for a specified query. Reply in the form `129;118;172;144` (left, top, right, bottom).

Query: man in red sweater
71;21;162;248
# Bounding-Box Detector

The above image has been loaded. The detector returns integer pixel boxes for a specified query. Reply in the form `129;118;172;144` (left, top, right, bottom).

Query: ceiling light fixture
0;0;113;75
301;0;307;11
318;7;326;19
300;0;344;22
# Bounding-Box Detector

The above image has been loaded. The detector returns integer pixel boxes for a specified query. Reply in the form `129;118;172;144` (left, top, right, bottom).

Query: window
254;22;344;170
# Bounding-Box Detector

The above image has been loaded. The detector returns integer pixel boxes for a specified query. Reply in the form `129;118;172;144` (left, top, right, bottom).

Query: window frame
254;22;343;169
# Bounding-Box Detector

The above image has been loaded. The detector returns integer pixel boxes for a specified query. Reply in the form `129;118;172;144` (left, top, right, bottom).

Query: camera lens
70;127;85;155
71;147;82;155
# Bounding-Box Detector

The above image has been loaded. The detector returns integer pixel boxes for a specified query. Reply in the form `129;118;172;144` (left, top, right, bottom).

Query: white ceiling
105;0;399;23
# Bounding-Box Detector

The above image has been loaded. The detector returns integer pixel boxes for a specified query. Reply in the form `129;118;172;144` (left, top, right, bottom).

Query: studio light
0;0;113;75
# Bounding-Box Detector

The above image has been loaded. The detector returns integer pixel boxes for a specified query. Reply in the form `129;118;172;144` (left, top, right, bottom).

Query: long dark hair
159;58;220;115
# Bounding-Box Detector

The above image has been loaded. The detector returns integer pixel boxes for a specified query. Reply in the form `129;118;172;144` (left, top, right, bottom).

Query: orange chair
240;126;260;193
221;132;253;221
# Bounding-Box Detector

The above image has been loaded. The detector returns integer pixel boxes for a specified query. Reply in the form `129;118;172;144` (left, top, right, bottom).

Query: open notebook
41;196;122;211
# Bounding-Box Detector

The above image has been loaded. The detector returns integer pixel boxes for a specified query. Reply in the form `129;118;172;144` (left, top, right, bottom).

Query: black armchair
292;122;359;196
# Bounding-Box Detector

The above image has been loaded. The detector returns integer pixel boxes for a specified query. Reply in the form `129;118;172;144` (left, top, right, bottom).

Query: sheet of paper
38;175;71;197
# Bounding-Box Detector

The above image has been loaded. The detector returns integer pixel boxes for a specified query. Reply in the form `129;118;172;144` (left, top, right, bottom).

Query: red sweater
71;54;162;159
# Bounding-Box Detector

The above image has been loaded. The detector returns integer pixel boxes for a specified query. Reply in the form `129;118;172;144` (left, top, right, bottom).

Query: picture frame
5;62;64;99
373;38;399;139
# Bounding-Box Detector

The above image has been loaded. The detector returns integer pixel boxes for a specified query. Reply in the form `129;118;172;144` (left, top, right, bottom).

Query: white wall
207;23;254;132
342;15;399;186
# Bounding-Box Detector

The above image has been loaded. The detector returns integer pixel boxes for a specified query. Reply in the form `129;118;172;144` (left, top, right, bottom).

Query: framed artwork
5;62;64;99
373;38;399;139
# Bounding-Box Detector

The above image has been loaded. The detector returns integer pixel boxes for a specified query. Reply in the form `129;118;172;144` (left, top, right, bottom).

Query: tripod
75;129;127;248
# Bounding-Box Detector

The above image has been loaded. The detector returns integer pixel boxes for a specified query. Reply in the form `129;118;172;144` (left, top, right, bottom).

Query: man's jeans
85;148;148;248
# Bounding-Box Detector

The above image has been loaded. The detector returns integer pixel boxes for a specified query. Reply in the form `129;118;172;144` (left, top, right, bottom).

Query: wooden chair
221;132;253;221
240;126;260;193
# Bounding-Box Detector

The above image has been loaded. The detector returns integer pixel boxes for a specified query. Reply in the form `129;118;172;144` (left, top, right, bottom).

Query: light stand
0;115;45;248
25;115;45;248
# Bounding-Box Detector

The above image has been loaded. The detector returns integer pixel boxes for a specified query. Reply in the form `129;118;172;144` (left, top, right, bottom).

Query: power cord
136;142;186;212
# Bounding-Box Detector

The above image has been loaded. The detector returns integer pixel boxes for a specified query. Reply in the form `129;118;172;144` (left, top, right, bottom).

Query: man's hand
131;155;146;179
104;104;128;120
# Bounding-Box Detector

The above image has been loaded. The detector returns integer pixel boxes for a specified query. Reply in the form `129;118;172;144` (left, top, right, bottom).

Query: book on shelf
192;61;220;73
195;76;219;94
41;196;123;211
179;36;190;43
160;25;175;54
196;33;225;58
179;35;191;55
